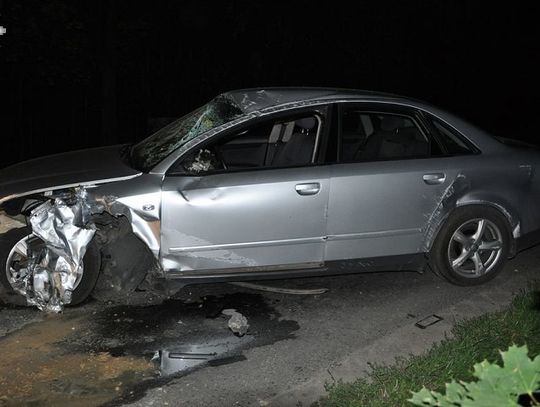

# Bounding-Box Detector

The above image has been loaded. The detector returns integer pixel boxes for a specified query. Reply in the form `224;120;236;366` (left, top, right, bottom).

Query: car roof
218;87;507;155
220;87;427;113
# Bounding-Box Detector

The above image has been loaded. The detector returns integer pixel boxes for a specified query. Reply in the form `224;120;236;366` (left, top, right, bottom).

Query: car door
160;107;330;274
326;103;464;261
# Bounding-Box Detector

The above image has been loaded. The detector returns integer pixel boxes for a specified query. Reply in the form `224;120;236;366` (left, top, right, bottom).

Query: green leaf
408;387;456;407
408;387;438;406
500;344;540;396
409;345;540;406
444;380;467;403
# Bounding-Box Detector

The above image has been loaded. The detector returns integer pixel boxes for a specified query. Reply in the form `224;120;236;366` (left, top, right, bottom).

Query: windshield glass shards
130;97;243;172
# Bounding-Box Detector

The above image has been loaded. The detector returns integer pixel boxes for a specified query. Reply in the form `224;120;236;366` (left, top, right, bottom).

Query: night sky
0;1;539;168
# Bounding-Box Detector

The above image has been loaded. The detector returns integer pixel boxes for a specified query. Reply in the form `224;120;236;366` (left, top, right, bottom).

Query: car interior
181;115;319;174
179;108;478;175
341;111;430;161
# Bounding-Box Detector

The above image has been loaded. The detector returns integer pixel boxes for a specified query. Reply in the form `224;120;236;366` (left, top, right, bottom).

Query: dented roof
221;87;412;113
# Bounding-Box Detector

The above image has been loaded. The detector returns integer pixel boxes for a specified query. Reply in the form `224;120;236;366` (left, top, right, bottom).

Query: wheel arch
424;200;518;258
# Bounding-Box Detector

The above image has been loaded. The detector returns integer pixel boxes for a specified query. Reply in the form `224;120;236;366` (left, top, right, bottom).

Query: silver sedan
1;88;539;311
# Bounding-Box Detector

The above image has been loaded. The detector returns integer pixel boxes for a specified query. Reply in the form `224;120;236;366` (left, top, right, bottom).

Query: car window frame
335;102;438;164
419;111;481;156
166;105;331;177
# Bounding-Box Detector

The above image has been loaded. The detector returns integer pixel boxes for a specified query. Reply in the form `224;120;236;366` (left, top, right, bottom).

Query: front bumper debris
25;188;96;312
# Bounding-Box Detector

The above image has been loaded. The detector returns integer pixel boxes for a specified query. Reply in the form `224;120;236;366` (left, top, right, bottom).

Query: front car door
160;106;331;275
325;102;478;265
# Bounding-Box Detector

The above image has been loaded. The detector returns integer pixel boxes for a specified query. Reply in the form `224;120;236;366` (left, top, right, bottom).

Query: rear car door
326;103;476;262
160;106;331;275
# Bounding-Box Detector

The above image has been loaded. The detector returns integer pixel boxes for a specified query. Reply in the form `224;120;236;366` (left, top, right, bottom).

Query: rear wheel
429;206;511;286
0;226;101;306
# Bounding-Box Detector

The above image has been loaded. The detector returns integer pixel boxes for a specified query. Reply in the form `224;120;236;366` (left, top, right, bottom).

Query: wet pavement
1;245;540;406
0;289;300;406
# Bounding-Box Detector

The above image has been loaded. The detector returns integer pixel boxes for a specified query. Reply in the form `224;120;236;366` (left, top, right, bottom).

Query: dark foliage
0;1;539;168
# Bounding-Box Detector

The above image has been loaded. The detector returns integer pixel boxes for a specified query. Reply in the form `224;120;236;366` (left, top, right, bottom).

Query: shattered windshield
130;97;243;171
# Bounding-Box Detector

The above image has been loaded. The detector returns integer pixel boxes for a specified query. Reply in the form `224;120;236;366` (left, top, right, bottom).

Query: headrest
281;121;296;142
296;117;317;130
269;123;282;143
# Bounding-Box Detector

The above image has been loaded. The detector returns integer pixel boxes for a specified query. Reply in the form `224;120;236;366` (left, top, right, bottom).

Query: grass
315;285;540;407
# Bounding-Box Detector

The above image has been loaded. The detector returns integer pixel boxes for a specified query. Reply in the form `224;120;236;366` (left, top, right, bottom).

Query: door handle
295;182;320;196
423;173;446;185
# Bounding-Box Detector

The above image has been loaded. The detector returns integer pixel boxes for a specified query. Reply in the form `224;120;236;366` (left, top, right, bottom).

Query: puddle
0;292;299;406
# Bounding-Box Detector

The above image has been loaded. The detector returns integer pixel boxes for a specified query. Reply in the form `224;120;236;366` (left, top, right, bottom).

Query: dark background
0;1;538;169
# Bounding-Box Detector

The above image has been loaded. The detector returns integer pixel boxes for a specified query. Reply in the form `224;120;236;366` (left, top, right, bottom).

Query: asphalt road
0;246;539;407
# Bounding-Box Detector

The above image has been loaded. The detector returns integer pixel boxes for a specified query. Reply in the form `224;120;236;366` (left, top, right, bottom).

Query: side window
340;107;431;162
176;115;320;175
428;116;478;155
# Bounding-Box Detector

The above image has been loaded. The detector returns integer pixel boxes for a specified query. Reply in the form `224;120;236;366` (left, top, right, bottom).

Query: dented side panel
160;167;330;273
422;154;537;252
86;174;164;257
327;152;538;260
326;159;459;260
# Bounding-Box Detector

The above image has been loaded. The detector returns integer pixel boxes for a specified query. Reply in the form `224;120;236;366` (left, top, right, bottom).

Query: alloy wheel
447;218;504;278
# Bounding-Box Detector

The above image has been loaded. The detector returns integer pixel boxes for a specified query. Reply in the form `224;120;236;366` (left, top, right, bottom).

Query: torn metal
25;189;96;312
0;172;164;312
6;182;157;312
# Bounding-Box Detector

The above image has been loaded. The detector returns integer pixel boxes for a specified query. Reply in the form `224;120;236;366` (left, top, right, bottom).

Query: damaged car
1;87;540;312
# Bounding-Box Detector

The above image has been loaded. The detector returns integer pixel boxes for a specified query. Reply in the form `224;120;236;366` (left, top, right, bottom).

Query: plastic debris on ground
222;308;249;336
415;314;443;329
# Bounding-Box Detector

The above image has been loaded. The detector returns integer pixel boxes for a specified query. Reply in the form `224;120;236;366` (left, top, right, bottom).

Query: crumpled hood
0;145;141;203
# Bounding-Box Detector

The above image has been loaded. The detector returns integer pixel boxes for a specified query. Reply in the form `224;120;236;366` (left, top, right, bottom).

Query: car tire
0;226;101;307
429;206;511;286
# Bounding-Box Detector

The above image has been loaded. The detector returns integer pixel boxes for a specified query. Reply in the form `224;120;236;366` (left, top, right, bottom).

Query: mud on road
0;288;300;406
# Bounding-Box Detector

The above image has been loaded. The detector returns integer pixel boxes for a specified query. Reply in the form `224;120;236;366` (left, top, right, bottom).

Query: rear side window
428;116;478;155
340;108;433;162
